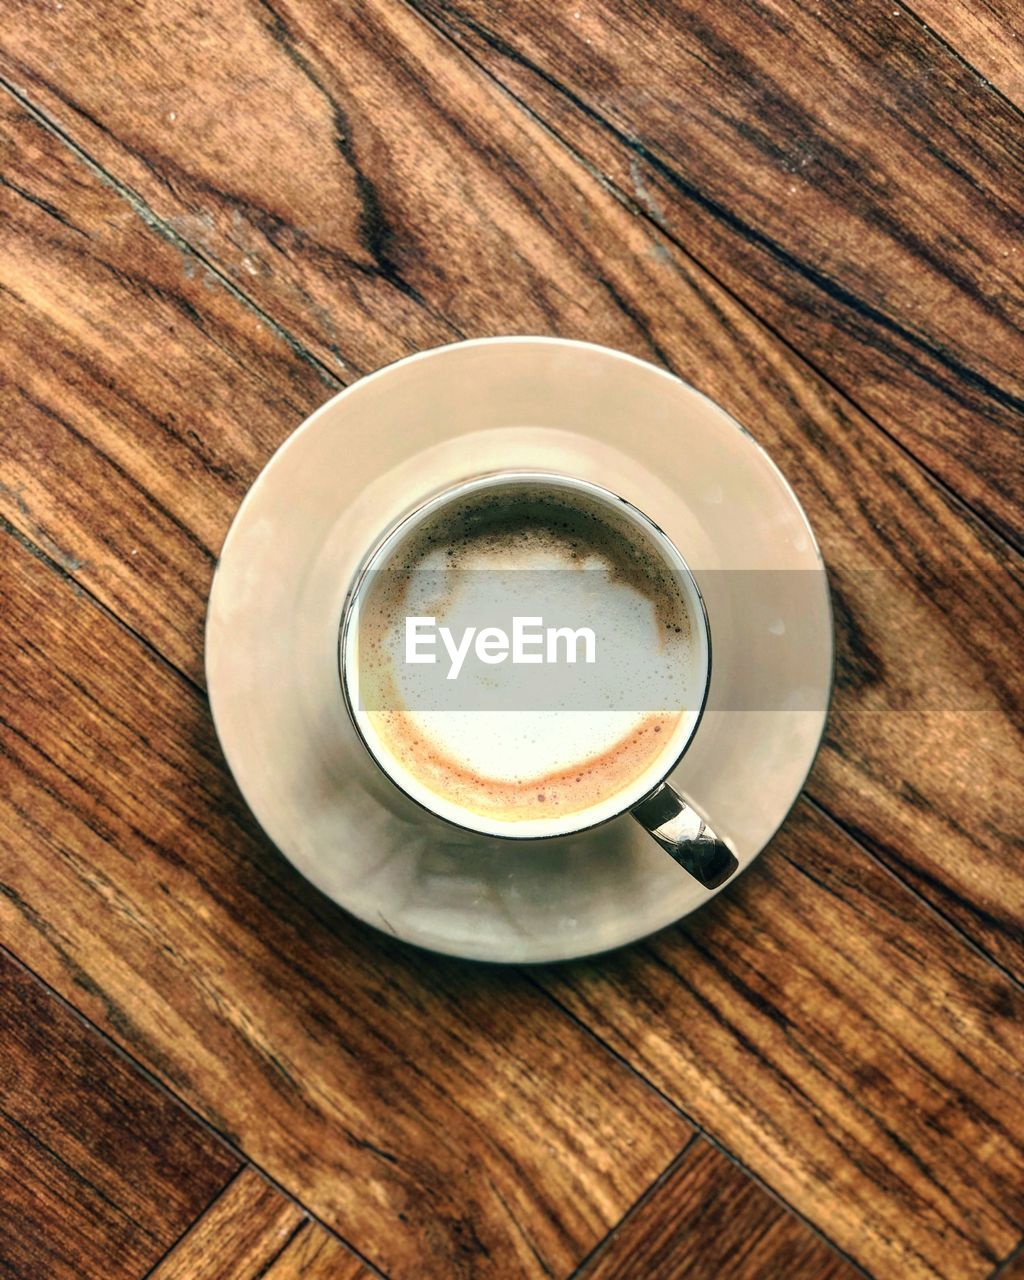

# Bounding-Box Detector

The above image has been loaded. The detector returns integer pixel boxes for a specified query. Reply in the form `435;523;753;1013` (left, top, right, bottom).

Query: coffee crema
346;477;706;832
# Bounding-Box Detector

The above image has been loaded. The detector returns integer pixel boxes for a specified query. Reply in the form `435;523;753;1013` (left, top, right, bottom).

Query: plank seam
992;1234;1024;1278
137;1165;251;1280
253;1214;312;1280
0;515;207;701
0;76;345;393
695;1130;875;1280
563;1133;700;1280
0;1102;167;1249
893;0;1024;126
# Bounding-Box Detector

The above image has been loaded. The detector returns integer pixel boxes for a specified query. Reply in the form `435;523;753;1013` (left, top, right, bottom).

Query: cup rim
338;468;713;841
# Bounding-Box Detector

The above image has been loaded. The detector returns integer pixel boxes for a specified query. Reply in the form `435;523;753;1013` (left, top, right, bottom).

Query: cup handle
630;783;739;889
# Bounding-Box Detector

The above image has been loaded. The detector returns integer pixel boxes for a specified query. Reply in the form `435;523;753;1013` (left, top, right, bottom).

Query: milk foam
348;479;707;832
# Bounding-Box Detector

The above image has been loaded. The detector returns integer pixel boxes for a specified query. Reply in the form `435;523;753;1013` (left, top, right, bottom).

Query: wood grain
410;0;1024;547
0;951;237;1279
1;55;1020;990
264;1220;377;1280
0;527;691;1280
3;414;1021;1275
910;0;1024;108
0;93;330;682
579;1139;858;1280
0;0;460;380
537;802;1024;1280
149;1168;376;1279
2;15;1022;1278
0;1110;157;1280
149;1168;306;1280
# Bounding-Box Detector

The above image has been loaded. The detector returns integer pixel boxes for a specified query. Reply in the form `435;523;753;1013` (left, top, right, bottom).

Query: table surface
1;2;1021;1278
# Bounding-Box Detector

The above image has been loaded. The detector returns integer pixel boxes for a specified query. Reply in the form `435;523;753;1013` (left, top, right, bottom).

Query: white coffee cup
340;471;737;889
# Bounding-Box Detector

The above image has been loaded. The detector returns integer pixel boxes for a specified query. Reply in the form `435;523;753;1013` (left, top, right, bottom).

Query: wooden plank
263;1220;376;1280
910;0;1024;109
0;530;692;1279
149;1168;306;1280
0;952;238;1279
0;952;239;1237
579;1139;858;1280
408;0;1024;547
1;73;1020;986
0;1110;156;1280
536;804;1024;1280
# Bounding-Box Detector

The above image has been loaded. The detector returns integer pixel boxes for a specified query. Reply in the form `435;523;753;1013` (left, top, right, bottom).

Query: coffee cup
340;471;738;889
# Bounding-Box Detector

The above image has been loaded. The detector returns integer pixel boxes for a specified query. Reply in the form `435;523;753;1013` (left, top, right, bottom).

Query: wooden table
1;2;1021;1277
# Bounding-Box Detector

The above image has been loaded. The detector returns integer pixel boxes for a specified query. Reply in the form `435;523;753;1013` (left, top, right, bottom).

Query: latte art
343;475;709;838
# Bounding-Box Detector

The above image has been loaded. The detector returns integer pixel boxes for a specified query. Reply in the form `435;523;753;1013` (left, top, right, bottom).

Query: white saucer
206;338;832;962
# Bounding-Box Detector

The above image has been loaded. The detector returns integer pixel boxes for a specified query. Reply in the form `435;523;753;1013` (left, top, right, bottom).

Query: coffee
343;476;708;837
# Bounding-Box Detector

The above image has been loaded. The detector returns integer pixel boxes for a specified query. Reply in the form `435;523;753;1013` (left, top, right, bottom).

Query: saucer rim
206;336;834;962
